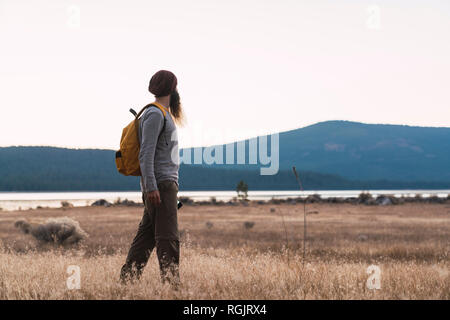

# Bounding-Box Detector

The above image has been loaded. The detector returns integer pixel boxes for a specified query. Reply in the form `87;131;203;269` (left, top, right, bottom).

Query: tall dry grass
0;245;448;299
0;202;448;299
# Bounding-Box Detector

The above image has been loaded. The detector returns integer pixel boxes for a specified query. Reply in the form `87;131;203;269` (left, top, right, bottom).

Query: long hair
169;88;184;126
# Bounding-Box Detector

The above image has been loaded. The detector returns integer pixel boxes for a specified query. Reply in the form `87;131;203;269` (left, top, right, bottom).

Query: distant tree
236;180;249;201
2;147;450;191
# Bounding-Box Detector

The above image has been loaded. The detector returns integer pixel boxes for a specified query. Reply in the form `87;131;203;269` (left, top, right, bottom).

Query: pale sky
0;0;449;149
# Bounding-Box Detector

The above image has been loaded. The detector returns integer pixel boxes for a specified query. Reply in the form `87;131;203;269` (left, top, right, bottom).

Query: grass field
0;202;449;299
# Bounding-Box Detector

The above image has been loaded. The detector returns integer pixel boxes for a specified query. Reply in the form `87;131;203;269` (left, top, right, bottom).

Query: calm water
0;190;449;211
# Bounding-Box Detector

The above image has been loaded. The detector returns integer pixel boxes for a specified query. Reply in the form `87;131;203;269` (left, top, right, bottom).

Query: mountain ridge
183;120;450;181
1;121;449;191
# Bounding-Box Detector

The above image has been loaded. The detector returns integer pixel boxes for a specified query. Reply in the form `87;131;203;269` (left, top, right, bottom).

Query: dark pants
120;180;180;285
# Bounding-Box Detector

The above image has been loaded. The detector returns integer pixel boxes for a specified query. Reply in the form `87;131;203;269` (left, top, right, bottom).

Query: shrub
244;221;255;229
60;201;73;208
306;194;321;203
15;217;88;245
358;192;373;204
236;180;249;201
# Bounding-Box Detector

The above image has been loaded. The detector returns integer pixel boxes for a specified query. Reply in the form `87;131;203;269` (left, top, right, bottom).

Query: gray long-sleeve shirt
138;105;179;192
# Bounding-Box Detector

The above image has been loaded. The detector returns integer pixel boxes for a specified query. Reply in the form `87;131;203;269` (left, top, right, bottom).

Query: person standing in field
120;70;183;286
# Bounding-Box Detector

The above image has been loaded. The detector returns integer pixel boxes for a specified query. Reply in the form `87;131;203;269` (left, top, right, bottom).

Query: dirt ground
1;202;449;261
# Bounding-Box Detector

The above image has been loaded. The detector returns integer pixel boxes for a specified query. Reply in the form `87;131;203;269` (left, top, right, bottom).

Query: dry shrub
244;221;255;229
15;217;88;245
60;201;74;208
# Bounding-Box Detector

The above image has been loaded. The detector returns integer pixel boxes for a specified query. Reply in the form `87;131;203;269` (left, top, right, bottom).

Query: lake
0;189;449;211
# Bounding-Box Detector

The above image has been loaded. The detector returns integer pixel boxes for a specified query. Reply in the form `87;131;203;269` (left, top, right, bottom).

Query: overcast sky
0;0;449;149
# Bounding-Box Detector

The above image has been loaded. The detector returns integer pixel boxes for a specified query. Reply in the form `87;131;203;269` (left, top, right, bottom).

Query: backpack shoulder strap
130;101;167;119
134;102;167;119
149;102;168;117
137;103;168;145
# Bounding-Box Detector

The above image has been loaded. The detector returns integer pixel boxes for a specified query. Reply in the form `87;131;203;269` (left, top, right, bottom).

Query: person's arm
139;109;164;203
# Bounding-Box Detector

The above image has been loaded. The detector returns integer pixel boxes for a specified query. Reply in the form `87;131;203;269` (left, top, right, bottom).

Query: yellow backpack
115;102;167;176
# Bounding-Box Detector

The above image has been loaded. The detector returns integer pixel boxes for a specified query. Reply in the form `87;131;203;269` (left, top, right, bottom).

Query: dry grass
0;202;449;299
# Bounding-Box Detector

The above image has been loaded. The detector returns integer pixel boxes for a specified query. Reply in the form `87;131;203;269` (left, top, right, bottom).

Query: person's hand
146;190;161;206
